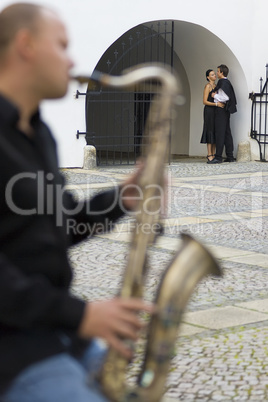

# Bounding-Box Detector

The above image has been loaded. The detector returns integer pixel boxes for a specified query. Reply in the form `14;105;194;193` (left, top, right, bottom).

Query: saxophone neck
72;63;180;100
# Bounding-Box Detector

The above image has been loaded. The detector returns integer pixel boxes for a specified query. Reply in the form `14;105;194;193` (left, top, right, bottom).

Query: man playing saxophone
0;4;154;401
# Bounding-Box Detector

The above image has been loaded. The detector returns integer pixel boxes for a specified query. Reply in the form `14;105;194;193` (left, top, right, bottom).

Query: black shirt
0;94;124;393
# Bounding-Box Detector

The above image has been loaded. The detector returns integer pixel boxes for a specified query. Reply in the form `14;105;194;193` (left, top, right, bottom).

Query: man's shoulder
219;78;232;89
216;78;225;87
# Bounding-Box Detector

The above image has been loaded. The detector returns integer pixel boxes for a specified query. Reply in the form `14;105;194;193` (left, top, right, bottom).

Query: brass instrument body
74;65;222;401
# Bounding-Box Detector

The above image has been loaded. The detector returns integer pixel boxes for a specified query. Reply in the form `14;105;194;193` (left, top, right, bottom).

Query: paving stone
237;299;268;313
184;306;268;329
63;160;268;401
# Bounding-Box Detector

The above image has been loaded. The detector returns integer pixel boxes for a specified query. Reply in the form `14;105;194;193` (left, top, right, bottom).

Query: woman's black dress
200;90;215;144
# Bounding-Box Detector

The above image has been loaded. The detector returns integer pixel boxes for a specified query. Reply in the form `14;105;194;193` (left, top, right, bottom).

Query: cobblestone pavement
62;158;268;401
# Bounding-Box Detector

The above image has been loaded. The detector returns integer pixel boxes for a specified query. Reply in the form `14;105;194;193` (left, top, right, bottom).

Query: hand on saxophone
77;298;155;359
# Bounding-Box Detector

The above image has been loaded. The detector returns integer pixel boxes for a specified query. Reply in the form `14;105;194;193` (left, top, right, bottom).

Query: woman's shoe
206;155;214;161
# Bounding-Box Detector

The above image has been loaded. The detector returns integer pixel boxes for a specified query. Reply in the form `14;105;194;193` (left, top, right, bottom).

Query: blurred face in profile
30;9;74;99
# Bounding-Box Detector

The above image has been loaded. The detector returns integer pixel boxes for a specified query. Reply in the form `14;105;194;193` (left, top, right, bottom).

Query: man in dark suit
208;64;237;164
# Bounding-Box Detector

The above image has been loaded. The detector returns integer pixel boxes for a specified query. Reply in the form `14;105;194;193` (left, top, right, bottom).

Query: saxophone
74;64;222;401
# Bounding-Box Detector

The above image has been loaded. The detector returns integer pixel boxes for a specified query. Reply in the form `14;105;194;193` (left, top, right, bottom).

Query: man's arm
212;89;229;103
0;247;154;359
0;253;85;330
66;164;145;244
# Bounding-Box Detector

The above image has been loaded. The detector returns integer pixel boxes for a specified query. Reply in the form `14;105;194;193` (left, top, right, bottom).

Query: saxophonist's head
0;2;74;108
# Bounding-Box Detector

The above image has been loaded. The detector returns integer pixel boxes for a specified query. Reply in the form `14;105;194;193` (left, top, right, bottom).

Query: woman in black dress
200;69;219;162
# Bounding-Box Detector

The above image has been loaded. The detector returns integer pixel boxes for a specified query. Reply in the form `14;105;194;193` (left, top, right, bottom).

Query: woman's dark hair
206;69;213;82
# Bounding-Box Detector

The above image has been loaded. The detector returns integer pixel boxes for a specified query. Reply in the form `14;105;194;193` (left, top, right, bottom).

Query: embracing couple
201;64;237;164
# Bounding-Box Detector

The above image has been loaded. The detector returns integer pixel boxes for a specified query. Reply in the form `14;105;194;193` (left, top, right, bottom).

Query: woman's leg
206;144;214;161
211;143;216;156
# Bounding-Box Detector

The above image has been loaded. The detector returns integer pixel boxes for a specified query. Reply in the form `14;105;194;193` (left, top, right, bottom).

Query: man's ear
14;29;35;61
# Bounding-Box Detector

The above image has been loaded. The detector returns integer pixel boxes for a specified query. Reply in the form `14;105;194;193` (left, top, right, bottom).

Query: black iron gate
77;20;174;165
250;64;268;161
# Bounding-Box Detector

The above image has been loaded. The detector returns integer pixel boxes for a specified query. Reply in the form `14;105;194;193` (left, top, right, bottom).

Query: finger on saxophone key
77;298;155;342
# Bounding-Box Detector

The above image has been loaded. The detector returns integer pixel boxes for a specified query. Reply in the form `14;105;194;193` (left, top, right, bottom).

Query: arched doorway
84;20;249;165
85;20;190;165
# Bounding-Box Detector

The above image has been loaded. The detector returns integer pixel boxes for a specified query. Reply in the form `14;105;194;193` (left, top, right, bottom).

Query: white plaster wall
1;0;268;165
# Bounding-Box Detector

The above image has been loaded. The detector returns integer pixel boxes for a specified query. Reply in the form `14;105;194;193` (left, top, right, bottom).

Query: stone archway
85;20;249;164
